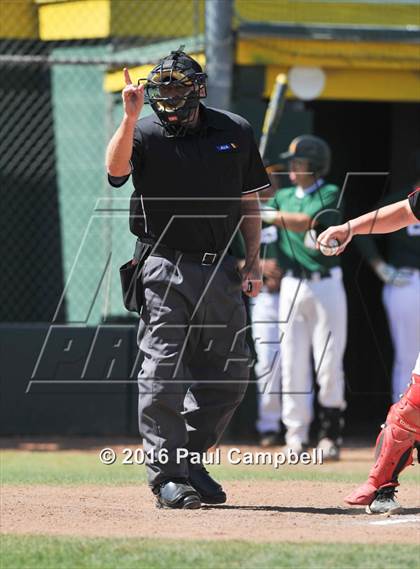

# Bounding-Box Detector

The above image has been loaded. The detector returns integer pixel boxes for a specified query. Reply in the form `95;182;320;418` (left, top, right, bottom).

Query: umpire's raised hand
106;68;144;177
122;68;144;121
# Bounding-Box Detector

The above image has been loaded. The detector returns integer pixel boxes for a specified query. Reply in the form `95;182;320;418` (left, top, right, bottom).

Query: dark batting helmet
141;47;207;137
280;135;331;176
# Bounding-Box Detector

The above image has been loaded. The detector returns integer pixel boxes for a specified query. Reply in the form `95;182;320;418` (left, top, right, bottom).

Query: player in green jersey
261;135;347;460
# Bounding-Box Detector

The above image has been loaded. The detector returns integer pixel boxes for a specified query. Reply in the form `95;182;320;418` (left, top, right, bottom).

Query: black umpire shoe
188;465;227;504
153;480;201;509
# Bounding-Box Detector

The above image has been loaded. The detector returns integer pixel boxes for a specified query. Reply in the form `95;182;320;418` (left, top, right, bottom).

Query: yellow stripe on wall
110;0;204;38
238;38;420;71
36;0;204;41
236;0;418;27
265;66;420;102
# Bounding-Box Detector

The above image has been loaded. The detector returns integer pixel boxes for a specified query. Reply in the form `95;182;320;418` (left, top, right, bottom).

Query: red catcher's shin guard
345;374;420;506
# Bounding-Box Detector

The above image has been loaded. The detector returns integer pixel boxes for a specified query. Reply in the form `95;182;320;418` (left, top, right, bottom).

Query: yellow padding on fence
238;38;420;71
36;0;204;40
235;0;417;27
37;0;111;40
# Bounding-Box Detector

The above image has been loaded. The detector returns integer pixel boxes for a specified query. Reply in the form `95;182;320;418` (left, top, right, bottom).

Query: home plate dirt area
3;480;419;544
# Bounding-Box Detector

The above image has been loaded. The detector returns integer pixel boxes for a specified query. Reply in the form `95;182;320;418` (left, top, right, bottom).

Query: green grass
1;535;419;569
1;450;419;486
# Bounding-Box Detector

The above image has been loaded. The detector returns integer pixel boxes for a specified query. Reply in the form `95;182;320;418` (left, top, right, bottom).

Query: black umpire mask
141;48;207;137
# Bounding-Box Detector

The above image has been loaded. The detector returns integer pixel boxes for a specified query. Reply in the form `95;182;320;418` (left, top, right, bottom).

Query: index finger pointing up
123;67;132;85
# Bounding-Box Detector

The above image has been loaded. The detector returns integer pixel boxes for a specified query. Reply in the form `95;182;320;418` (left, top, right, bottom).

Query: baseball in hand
319;238;340;256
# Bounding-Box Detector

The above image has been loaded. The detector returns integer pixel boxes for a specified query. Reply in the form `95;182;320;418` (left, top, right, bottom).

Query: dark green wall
0;64;65;323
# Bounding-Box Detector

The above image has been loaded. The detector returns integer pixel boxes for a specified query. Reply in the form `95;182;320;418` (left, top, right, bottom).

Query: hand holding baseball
122;68;144;121
317;223;353;256
319;238;340;256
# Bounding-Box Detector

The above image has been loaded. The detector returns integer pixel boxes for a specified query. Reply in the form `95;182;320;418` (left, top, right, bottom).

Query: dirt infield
3;481;419;544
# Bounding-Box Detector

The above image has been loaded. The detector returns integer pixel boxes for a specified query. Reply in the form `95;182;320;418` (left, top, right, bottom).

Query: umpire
106;49;269;509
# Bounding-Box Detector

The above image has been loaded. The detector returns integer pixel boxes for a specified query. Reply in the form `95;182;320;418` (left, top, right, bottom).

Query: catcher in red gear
317;188;420;514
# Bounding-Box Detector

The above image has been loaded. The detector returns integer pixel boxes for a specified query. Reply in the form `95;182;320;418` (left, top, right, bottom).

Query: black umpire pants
137;252;250;487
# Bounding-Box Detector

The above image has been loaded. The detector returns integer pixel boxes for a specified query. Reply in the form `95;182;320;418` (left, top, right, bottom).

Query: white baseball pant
383;269;420;402
279;267;347;448
413;352;420;375
251;290;282;434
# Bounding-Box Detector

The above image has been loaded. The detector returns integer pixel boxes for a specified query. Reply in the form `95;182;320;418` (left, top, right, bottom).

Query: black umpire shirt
108;105;270;253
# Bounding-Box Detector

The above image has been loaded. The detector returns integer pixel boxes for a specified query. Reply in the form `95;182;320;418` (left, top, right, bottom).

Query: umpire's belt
286;268;331;281
137;238;223;266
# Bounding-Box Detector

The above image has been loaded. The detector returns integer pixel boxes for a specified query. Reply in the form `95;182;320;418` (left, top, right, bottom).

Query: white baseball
319;238;339;256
